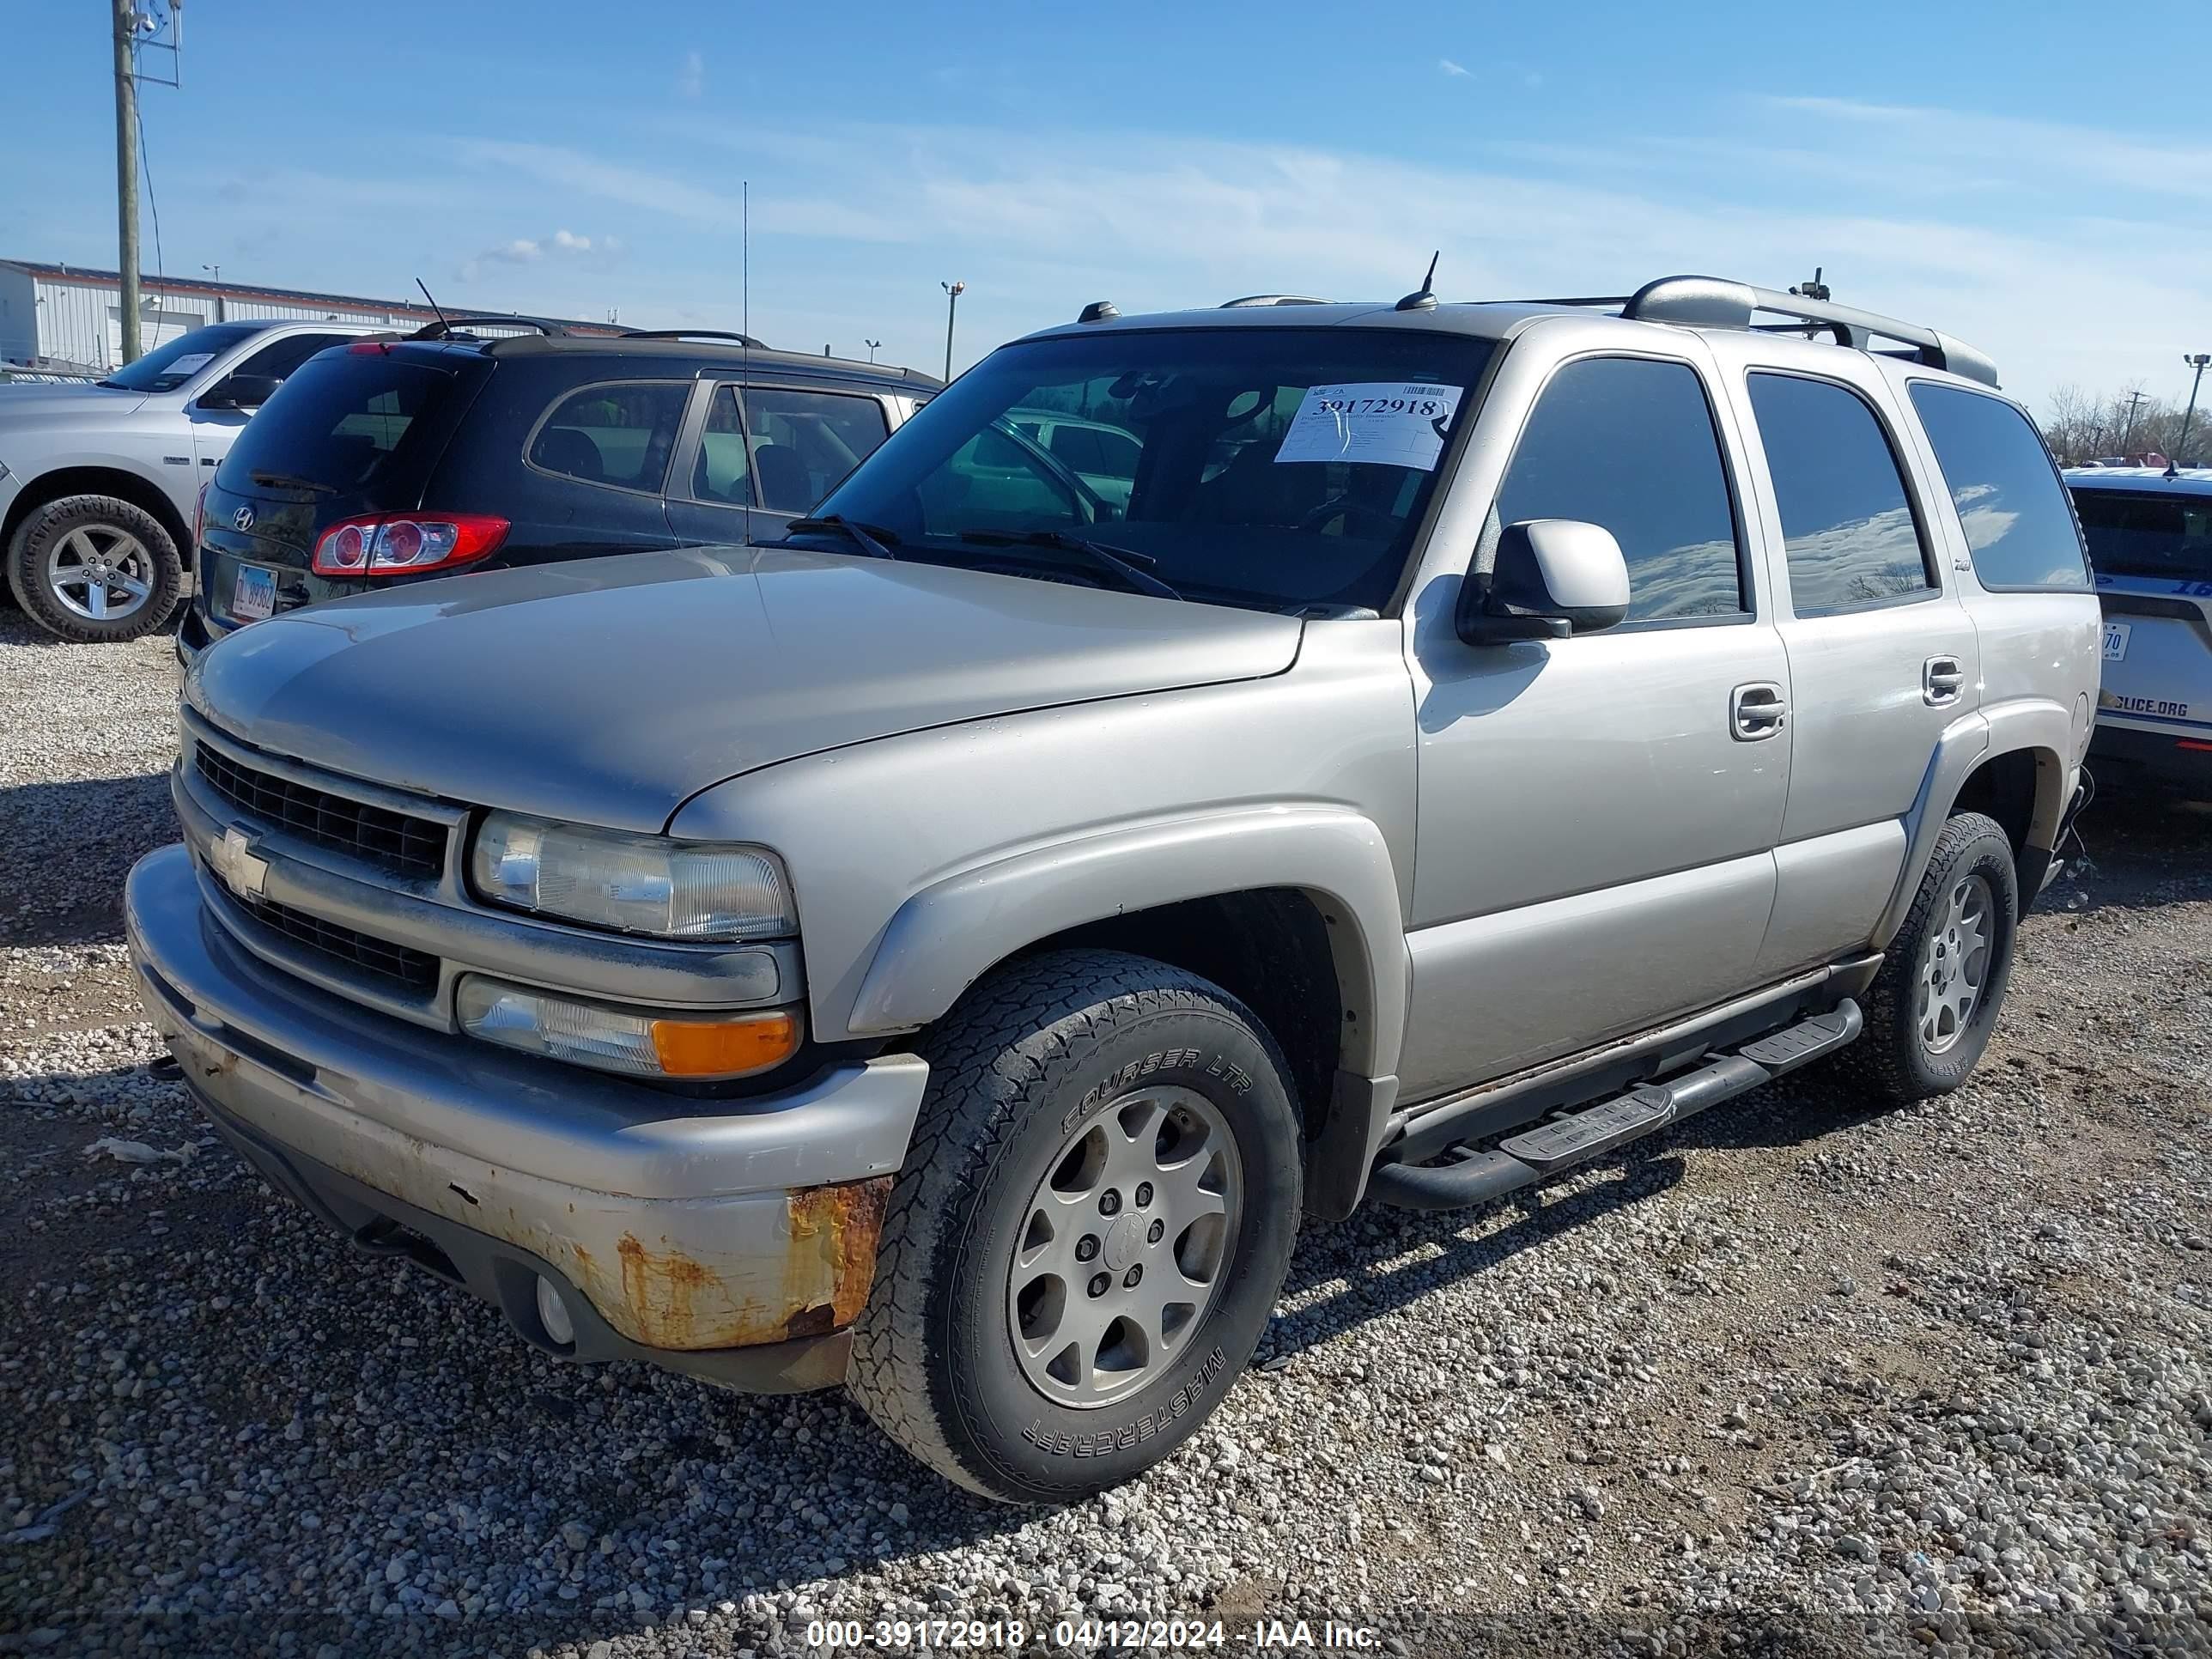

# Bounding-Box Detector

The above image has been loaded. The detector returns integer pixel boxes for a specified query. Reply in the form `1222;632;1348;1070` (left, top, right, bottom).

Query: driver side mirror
199;373;283;411
1455;519;1631;646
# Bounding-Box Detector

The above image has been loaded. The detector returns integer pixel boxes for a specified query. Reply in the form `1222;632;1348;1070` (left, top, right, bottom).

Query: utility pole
2118;389;2148;457
941;281;965;382
2177;354;2210;468
112;0;142;364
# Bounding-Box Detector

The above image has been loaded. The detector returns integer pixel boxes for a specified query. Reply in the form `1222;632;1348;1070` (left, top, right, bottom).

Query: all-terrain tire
1848;811;2020;1105
7;495;182;642
848;948;1302;1504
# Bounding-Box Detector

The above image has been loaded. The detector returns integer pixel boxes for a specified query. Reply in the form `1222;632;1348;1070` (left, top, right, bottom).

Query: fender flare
845;805;1411;1081
1872;698;2074;947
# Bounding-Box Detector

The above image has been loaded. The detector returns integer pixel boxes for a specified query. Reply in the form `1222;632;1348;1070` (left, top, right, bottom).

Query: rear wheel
848;949;1301;1504
1851;811;2019;1103
7;495;182;642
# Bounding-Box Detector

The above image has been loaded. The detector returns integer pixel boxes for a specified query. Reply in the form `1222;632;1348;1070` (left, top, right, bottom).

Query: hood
186;545;1304;832
0;383;143;424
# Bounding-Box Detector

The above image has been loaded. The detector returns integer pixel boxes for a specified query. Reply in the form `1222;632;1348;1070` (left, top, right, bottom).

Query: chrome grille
195;743;446;878
235;892;439;992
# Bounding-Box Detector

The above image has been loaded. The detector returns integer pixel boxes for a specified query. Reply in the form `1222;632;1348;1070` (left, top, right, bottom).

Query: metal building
0;258;617;374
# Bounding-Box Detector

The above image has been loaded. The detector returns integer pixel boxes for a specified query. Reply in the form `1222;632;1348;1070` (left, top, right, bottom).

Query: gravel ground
3;606;2209;1658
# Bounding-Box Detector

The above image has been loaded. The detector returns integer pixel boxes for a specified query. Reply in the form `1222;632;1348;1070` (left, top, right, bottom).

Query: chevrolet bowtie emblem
210;826;268;899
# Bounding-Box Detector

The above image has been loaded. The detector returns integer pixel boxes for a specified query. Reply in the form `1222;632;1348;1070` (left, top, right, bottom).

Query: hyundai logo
233;506;255;532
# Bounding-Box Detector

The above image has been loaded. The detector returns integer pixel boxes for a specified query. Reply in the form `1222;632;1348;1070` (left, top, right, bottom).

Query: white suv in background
2067;467;2212;794
0;319;381;641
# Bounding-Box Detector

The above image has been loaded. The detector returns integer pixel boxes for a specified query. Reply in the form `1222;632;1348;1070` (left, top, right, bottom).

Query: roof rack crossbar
1499;276;2000;388
1219;294;1333;307
407;315;574;340
619;328;770;348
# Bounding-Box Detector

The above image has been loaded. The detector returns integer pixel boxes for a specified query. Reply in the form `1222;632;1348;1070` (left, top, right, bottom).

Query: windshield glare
811;327;1494;613
97;323;261;392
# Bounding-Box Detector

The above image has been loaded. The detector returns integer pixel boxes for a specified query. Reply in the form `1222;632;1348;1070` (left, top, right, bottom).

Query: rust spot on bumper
607;1175;892;1352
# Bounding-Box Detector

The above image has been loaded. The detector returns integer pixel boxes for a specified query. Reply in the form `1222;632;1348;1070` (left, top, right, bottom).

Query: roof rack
1220;295;1332;308
407;315;577;341
1511;275;1999;388
620;328;770;349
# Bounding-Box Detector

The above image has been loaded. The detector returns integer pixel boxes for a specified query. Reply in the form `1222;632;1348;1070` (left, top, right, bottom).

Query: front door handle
1923;655;1966;707
1731;680;1787;741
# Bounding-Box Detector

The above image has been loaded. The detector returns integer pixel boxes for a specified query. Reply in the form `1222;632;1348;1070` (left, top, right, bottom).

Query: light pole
865;337;881;364
201;263;219;283
2177;353;2210;469
940;281;964;381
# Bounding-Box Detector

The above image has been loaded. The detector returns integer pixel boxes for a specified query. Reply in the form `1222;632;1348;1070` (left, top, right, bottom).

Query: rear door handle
1923;655;1966;706
1731;680;1787;741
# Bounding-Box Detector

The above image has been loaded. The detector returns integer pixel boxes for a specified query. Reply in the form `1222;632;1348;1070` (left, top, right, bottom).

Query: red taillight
310;512;509;577
193;480;210;548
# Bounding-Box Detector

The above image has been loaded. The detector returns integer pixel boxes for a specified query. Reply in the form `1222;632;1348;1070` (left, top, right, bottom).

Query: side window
528;382;690;492
690;386;750;507
1747;374;1933;614
1908;383;2089;590
229;332;356;385
743;387;891;514
1495;356;1746;621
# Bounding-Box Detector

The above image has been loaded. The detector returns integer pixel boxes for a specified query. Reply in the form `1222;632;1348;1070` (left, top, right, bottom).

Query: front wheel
6;495;183;642
1850;811;2020;1103
848;949;1302;1504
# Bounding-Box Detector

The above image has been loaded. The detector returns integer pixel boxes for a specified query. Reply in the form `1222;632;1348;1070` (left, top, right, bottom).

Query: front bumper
126;842;929;1391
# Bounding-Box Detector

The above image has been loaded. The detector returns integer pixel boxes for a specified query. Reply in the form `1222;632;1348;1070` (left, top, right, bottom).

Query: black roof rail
1504;275;2000;388
406;315;576;340
619;328;770;348
1220;294;1332;307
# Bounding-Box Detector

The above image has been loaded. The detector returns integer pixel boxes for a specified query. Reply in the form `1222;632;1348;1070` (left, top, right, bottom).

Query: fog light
535;1275;575;1347
455;975;802;1079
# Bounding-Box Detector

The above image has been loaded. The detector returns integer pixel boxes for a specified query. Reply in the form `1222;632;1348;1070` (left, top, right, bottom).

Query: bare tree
2042;383;2209;468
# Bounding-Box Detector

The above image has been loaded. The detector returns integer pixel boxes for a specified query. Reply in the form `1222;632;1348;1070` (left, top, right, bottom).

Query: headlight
456;975;802;1079
470;812;795;940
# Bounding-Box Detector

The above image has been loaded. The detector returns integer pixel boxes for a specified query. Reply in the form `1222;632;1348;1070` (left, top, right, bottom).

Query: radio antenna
415;276;452;334
1395;249;1441;313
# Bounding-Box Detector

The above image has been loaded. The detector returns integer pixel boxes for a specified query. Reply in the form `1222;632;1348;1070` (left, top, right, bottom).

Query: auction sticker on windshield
1273;382;1463;471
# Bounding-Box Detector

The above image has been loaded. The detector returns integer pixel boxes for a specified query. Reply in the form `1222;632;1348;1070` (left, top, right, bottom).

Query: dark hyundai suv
179;320;935;662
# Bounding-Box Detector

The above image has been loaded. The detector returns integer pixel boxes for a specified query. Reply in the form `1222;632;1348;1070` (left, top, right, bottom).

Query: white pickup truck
1;319;380;641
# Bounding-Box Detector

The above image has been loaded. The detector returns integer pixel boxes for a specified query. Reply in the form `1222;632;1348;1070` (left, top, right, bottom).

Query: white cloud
458;228;617;284
1438;58;1468;77
677;50;704;100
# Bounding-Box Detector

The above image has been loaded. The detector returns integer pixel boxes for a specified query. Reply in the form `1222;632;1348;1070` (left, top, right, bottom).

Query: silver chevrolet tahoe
125;275;2100;1504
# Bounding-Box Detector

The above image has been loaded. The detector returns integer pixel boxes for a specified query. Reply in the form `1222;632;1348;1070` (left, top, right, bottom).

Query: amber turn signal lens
648;1009;800;1078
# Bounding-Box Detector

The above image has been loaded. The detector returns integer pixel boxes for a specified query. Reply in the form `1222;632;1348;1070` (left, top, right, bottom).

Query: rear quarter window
527;382;690;493
1907;382;2089;590
218;353;453;491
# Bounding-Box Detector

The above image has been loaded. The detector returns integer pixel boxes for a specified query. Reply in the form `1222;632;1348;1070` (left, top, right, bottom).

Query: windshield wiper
785;514;899;560
249;471;338;495
953;527;1181;601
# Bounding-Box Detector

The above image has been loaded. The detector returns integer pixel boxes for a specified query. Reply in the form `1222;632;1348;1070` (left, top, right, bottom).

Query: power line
135;100;166;314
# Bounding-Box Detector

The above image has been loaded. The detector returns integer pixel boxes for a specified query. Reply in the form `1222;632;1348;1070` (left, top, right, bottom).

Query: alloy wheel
1917;872;1993;1055
46;526;155;623
1006;1085;1242;1409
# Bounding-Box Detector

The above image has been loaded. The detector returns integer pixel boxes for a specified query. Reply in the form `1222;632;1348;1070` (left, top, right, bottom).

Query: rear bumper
126;842;928;1390
2090;721;2212;793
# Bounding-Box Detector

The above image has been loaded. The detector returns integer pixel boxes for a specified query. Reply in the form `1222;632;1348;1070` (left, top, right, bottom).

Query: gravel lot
3;606;2209;1659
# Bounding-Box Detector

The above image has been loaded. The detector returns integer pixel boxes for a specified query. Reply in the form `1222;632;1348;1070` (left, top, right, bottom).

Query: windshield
96;322;262;392
2073;489;2212;584
807;327;1494;613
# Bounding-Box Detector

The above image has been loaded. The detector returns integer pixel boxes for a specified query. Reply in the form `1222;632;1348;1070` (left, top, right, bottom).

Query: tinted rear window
1748;373;1933;614
2073;489;2212;583
221;353;454;491
1908;383;2089;590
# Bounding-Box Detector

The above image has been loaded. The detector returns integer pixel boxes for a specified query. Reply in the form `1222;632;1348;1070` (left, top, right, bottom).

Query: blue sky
3;1;2207;410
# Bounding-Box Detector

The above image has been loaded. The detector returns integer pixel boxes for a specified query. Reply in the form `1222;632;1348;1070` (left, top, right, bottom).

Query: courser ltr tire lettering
847;948;1302;1503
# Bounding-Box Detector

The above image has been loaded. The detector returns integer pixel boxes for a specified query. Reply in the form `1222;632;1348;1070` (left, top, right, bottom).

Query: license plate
2101;621;2130;662
231;564;277;623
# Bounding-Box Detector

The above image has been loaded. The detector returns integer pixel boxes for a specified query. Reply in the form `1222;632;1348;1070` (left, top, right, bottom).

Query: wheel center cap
1103;1212;1146;1272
